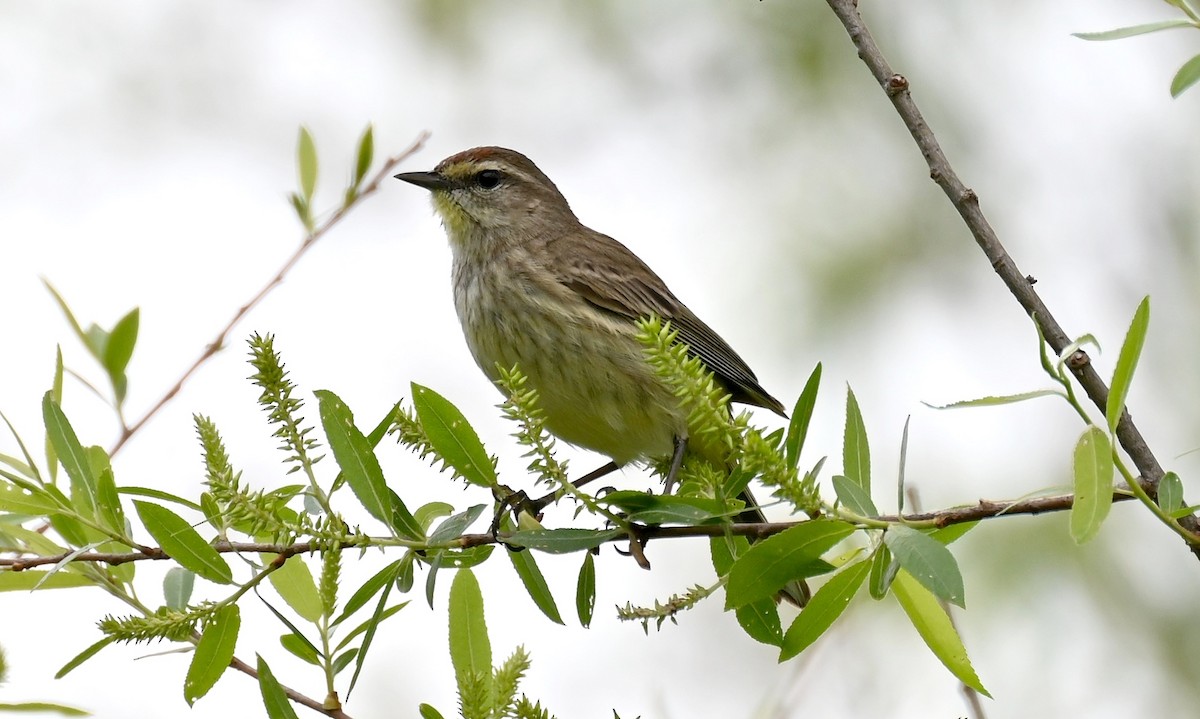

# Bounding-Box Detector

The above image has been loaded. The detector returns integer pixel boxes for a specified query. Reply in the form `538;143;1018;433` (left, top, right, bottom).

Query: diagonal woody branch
823;0;1200;557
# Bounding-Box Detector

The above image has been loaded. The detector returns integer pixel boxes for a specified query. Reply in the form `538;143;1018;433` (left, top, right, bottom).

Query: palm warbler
395;146;792;543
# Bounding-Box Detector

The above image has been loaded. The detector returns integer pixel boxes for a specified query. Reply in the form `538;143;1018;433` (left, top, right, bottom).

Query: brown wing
545;228;787;417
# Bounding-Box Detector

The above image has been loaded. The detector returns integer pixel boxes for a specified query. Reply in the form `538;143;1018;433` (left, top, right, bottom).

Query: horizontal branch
1;486;1145;571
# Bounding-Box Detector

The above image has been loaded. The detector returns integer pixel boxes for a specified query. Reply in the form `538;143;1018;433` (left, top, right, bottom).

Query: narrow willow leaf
505;528;622;553
297;127;318;201
785;363;822;469
842;387;870;493
46;347;64;483
334;559;402;626
354;125;374;186
0;702;87;716
335;602;408;654
448;569;492;696
87;446;125;535
419;704;447;719
185;604;240;705
266;554;322;622
1073;19;1193;41
388;489;424;541
1171;53;1200;97
118;486;204;511
780;559;870;661
103;307;139;400
0;481;58;514
43;394;98;519
257;655;300;719
576;551;596;628
884;525;965;608
928;521;979;546
415;501;455;532
1071;426;1114;544
1106;296;1149;432
279;633;321;665
896;415;911;513
55;636;116;678
0;571;92;591
504;518;563;625
428;504;486;545
924;389;1063;409
164;567;195;610
332;648;359;675
411;383;497;488
1158;472;1184;514
832;475;877;517
315;390;393;526
348;568;396;698
726;519;855;609
892;571;991;697
712;536;782;646
133;501;232;585
868;544;898;599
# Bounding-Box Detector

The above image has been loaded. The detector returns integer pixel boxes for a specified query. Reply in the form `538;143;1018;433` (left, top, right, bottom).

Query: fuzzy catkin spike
247;333;323;475
496;365;569;487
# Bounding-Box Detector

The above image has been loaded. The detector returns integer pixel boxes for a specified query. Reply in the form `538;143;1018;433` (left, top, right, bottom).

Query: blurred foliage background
3;1;1199;717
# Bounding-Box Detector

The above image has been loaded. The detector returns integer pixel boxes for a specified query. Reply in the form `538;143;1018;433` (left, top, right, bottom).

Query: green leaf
868;544;898;599
279;633;321;665
0;702;88;716
712;536;782;646
415;501;455;532
842;386;870;493
419;704;447;719
354;125;374;187
55;636;116;678
118;486;203;512
576;551;596;628
725;519;855;609
448;569;491;697
505;528;622;553
185;604;240;705
43;394;98;519
164;567;195;610
315;390;393;527
256;655;299;719
266;555;323;622
410;383;497;488
600;491;725;524
896;415;911;513
504;518;564;625
88;447;126;535
0;481;59;515
103;308;139;402
785;363;822;469
884;525;965;608
335;602;408;654
1171;53;1200;97
387;489;424;542
892;571;990;697
348;565;397;698
297;127;318;202
0;571;93;591
780;559;870;660
928;521;979;546
1070;426;1114;544
925;389;1064;409
1158;472;1184;514
1107;296;1149;431
832;475;877;517
134;501;232;584
334;559;402;625
332;648;359;675
437;545;495;569
1073;19;1194;41
428;504;486;545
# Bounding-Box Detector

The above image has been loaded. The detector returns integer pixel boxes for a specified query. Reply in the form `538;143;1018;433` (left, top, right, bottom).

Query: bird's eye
475;169;503;189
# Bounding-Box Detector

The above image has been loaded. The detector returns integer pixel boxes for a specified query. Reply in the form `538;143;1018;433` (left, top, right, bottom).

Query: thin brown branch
0;487;1150;571
228;654;354;719
108;130;431;456
822;0;1200;557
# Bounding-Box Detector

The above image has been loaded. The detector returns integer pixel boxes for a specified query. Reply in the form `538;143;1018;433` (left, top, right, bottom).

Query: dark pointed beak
394;171;455;191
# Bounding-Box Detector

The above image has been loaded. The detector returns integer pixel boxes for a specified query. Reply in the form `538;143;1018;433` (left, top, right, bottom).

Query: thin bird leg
662;435;687;495
528;460;620;514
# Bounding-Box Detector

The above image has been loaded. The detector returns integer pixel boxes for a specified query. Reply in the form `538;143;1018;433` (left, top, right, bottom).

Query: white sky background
3;1;1200;718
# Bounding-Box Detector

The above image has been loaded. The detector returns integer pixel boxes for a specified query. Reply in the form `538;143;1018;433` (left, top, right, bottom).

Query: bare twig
108;131;431;455
822;0;1200;557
